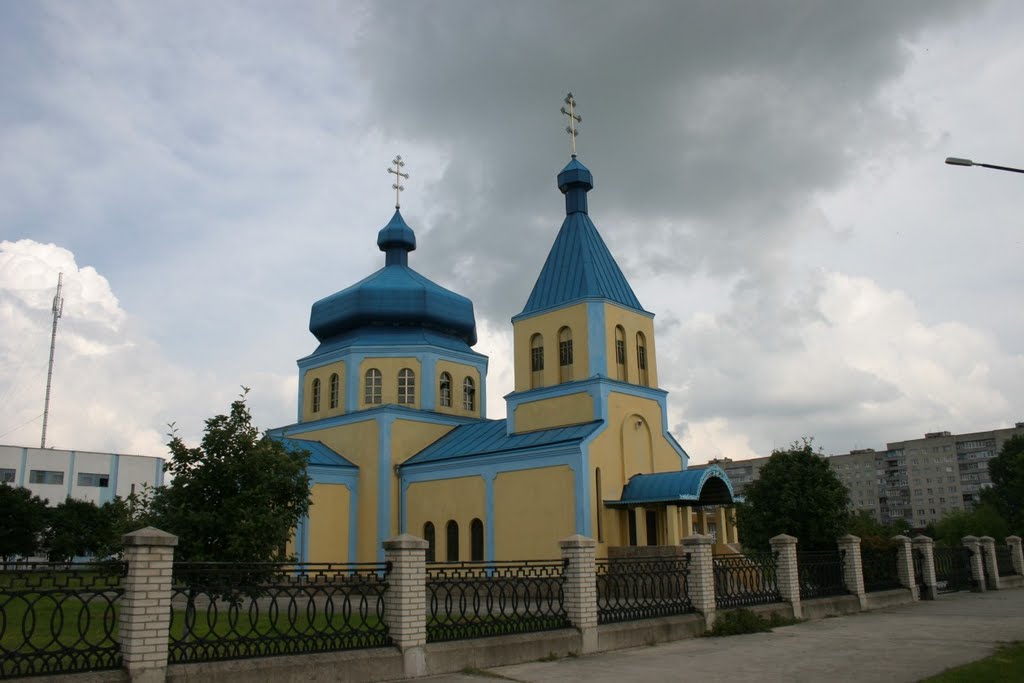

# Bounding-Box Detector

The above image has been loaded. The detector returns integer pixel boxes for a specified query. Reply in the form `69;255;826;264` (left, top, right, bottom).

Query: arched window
558;327;574;382
311;378;321;413
470;518;484;561
329;373;340;409
439;372;452;408
530;333;544;388
614;326;627;381
364;368;382;405
398;368;415;405
424;522;436;563
446;520;459;562
595;468;604;543
636;332;649;386
463;376;476;411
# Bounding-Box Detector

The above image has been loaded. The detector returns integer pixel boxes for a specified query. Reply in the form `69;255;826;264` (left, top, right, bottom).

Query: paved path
423;589;1024;683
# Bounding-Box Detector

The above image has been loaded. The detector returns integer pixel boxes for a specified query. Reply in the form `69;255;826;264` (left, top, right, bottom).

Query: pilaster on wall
979;536;1001;590
120;527;178;683
1007;536;1024;576
891;535;919;601
383;534;428;678
912;535;938;600
560;535;598;653
962;536;986;592
837;535;866;610
681;534;716;629
770;534;801;619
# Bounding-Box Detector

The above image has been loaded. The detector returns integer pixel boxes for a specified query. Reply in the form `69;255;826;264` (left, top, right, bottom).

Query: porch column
727;509;739;544
715;507;728;545
666;505;682;544
682;506;694;537
635;507;648;545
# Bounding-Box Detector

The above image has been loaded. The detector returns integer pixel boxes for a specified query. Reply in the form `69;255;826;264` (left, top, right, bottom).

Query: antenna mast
40;272;64;448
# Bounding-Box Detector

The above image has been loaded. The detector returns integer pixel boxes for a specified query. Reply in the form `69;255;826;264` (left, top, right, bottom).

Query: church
268;103;738;563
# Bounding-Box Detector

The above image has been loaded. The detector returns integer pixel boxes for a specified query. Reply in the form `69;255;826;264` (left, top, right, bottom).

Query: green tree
736;439;850;551
844;510;910;551
931;504;1009;548
0;484;49;562
42;497;132;561
981;434;1024;534
149;389;312;563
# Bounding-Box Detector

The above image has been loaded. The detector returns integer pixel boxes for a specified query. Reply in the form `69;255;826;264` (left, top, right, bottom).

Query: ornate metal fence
861;547;902;592
933;547;973;593
712;553;781;608
425;560;568;642
168;562;390;663
913;547;926;591
996;547;1016;577
595;556;694;624
797;551;847;599
0;561;126;679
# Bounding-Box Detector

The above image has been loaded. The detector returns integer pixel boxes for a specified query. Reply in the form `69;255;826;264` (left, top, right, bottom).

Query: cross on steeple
387;155;410;209
560;93;582;157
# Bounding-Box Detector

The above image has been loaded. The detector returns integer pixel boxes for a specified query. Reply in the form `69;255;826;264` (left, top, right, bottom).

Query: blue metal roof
402;419;603;467
609;465;734;506
518;158;645;317
273;436;357;469
307;326;479;358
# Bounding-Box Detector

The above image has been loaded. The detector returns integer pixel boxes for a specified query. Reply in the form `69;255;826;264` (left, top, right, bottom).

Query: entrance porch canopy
607;465;734;507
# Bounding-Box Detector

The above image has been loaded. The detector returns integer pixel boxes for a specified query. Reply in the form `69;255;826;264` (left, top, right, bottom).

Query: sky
1;1;1022;463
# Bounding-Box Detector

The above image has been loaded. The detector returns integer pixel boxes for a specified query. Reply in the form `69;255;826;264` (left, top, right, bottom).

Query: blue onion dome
309;209;478;346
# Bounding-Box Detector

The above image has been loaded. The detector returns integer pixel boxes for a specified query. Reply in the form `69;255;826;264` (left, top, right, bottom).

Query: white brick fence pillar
979;536;1001;590
681;534;716;630
120;527;177;683
962;535;986;591
1007;536;1024;576
912;535;938;600
837;534;867;610
559;535;598;653
770;534;801;620
382;534;428;678
891;535;919;601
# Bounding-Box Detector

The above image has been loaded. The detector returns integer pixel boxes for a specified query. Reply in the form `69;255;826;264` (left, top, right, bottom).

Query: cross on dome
387;155;410;209
560;93;581;157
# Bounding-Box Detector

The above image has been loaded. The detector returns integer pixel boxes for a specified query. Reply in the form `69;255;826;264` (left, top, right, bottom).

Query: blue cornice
511;297;654;324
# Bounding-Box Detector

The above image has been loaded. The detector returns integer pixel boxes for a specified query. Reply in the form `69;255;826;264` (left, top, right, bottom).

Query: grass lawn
919;642;1024;682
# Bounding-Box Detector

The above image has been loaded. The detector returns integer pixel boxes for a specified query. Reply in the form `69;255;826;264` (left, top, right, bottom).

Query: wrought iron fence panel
861;547;902;592
595;556;694;624
980;546;991;583
797;550;847;599
913;547;926;590
712;553;781;608
933;547;973;593
168;562;390;663
0;561;126;679
996;547;1016;577
425;560;567;642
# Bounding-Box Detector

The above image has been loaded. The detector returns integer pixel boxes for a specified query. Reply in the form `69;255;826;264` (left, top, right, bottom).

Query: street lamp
945;157;1024;174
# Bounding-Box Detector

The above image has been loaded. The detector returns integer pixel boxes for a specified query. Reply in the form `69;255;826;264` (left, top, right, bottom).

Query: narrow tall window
595;468;604;543
364;368;382;405
311;378;321;413
439;372;452;407
398;368;416;405
470;518;484;561
614;326;627;381
530;333;544;388
424;522;436;562
446;520;459;562
329;373;340;409
463;377;476;411
558;327;573;382
636;332;649;386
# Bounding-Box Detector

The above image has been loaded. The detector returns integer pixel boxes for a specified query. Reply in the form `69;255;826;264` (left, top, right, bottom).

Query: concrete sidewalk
422;589;1024;683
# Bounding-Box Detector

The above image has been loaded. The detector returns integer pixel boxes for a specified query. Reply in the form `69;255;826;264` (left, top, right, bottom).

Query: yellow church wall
434;360;482;418
602;304;659;388
512;391;594;433
406;476;486;562
389;419;458;539
493;466;574;559
301;360;346;422
308;483;350;563
512;303;590;392
358;358;422;409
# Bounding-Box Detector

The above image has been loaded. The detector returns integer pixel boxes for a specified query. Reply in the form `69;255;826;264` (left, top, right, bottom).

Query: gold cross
387;155;410;209
560;93;581;157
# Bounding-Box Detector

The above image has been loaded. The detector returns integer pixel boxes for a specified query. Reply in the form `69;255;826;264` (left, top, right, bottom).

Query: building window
398;368;416;405
530;334;544;388
329;373;340;410
77;472;109;488
614;326;627;381
311;378;321;413
558;327;573;382
446;520;459;562
439;372;452;407
470;518;484;561
424;522;436;563
364;369;382;405
463;377;476;411
0;468;15;483
29;470;63;485
636;332;649;386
